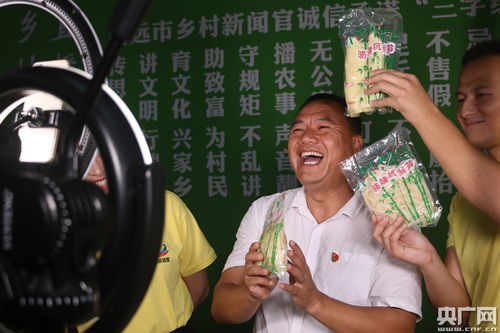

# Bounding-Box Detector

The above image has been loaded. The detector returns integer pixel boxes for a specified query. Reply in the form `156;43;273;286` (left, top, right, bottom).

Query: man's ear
352;134;363;153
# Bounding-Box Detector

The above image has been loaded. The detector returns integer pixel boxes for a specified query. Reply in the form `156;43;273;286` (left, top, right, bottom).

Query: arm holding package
212;195;280;323
365;70;500;224
339;127;442;228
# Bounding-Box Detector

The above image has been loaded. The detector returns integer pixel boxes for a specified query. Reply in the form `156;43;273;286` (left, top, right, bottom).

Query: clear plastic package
339;127;442;227
338;8;404;117
257;191;288;279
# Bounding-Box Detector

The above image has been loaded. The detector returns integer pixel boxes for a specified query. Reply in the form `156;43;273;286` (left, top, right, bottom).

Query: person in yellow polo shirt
83;153;217;333
368;40;500;330
123;190;217;333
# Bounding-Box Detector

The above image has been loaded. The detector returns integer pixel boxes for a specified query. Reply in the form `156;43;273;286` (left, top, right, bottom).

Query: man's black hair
297;93;362;135
461;39;500;67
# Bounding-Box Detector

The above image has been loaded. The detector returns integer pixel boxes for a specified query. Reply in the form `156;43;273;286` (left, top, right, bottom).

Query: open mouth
466;120;483;127
93;177;108;191
300;151;323;165
464;120;484;133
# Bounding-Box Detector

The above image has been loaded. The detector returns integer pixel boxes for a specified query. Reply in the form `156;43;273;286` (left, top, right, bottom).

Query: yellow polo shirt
447;192;500;329
80;191;216;332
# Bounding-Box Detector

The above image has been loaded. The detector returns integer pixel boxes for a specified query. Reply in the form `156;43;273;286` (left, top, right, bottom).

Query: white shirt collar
290;187;364;222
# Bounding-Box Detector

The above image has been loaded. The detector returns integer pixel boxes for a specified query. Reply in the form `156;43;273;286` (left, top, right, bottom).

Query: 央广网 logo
437;306;497;332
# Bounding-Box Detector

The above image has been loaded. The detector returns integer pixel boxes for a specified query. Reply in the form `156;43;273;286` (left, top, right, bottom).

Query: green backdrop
0;0;498;332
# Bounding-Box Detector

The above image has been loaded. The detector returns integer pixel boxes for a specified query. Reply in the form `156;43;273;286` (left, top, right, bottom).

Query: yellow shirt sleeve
446;194;457;249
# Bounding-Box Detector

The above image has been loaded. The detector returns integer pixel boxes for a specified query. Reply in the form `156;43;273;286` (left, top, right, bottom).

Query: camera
0;82;111;328
0;64;165;332
0;1;163;331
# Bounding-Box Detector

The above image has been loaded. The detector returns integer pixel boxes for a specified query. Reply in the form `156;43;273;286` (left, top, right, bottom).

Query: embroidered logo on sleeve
158;243;170;263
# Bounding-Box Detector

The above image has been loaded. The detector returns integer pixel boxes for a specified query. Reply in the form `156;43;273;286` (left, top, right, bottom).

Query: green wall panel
0;0;498;331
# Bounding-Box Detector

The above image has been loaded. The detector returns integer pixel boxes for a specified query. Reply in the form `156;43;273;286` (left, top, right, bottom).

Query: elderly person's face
85;153;108;192
287;100;362;189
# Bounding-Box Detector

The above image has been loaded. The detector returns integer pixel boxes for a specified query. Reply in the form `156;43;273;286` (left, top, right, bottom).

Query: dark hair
461;39;500;67
297;93;362;135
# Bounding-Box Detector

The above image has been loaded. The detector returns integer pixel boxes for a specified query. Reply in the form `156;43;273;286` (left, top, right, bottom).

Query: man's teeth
95;178;108;189
301;151;323;158
301;151;323;165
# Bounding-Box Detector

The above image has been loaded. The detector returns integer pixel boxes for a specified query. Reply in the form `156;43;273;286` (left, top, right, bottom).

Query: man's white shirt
223;187;422;333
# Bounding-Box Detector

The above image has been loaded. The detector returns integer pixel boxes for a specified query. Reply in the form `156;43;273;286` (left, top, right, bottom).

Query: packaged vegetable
257;191;288;279
339;127;442;227
338;8;404;117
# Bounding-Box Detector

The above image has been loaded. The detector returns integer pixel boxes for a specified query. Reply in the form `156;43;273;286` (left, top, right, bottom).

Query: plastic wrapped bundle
338;8;404;116
339;127;442;227
257;191;288;279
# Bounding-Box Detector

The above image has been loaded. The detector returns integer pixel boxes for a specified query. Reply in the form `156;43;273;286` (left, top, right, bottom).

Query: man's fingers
364;79;399;96
245;242;263;265
286;258;305;283
382;218;408;254
245;264;269;277
288;240;306;265
278;282;294;293
391;218;410;242
369;96;400;111
366;69;411;84
380;217;401;252
372;215;390;245
249;242;260;251
246;276;275;288
364;71;411;110
370;68;409;78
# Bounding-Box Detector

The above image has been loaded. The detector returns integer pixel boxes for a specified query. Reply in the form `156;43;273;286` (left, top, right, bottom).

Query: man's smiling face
456;55;500;156
288;100;362;190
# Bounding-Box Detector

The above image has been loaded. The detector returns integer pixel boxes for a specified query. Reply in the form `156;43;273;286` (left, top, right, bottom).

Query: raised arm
279;240;417;333
372;216;470;319
365;69;500;224
211;242;278;324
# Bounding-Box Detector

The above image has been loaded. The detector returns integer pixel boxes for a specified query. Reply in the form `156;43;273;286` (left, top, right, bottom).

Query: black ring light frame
0;61;165;333
0;0;103;177
0;1;164;332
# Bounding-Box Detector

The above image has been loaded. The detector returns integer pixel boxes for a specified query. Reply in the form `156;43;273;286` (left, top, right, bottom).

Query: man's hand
364;69;438;124
371;215;438;268
279;240;322;313
211;242;278;323
244;242;278;301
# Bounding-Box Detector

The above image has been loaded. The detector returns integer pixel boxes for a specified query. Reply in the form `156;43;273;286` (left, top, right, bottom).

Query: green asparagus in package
258;191;288;279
